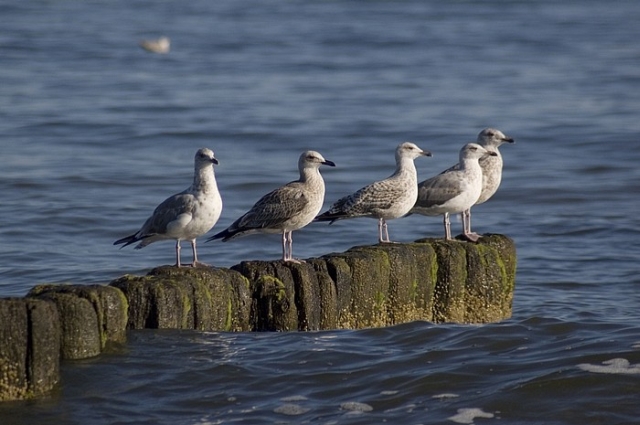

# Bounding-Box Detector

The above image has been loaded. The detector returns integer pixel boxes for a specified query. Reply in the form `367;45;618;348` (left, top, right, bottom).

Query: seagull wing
416;173;466;208
234;182;309;231
138;191;196;237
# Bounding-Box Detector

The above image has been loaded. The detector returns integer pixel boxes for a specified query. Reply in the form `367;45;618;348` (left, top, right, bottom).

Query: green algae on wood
28;284;128;349
110;266;251;332
232;261;300;331
307;259;340;330
375;242;438;324
0;298;60;401
332;246;392;328
1;234;516;402
416;234;516;324
426;238;469;323
231;235;516;330
35;292;101;360
464;234;517;323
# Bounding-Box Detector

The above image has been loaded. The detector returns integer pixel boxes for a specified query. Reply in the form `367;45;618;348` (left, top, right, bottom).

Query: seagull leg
175;240;182;267
464;209;471;233
191;239;199;265
461;211;467;235
383;219;389;242
386;221;396;242
285;231;304;263
376;218;395;244
190;239;210;267
462;209;481;242
281;231;288;261
443;213;452;240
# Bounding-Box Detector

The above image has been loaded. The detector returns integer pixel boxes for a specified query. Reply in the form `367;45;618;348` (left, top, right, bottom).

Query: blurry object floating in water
139;36;170;54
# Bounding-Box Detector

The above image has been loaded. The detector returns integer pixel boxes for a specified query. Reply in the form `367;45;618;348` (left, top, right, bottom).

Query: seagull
139;36;170;54
410;143;497;241
441;128;514;239
207;151;335;263
114;148;222;267
315;142;431;243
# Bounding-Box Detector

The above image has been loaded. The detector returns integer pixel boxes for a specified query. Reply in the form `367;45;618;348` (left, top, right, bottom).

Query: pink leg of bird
175;240;182;267
443;213;452;240
190;239;209;267
462;209;481;242
281;231;288;261
284;231;303;263
378;218;394;243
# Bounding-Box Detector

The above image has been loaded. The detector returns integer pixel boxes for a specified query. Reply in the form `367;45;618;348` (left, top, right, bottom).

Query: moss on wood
1;234;517;401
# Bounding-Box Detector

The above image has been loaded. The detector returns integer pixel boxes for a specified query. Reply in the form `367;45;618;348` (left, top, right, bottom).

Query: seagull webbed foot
285;258;306;264
461;232;482;243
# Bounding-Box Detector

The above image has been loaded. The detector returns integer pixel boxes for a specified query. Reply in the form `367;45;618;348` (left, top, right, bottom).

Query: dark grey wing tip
207;227;238;243
113;234;137;248
206;232;224;243
315;211;345;224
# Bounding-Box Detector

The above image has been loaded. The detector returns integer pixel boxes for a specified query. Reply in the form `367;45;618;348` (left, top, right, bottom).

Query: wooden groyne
0;235;515;401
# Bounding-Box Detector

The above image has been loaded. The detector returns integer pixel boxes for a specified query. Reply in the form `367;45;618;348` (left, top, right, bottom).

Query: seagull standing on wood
315;142;431;243
435;128;514;239
114;148;222;267
208;151;335;263
410;143;497;241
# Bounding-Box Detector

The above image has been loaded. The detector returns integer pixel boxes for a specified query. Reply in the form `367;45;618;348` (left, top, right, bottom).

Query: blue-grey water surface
1;0;640;424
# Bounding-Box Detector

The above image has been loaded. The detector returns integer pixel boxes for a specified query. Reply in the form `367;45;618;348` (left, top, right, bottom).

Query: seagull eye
486;131;494;137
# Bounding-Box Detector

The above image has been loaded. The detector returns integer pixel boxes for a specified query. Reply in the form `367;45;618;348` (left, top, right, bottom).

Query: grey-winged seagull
410;143;497;241
315;142;431;243
440;128;514;239
207;151;335;263
114;148;222;267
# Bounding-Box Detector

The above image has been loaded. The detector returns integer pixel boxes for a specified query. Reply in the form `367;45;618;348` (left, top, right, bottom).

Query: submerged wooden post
0;298;60;401
0;234;516;401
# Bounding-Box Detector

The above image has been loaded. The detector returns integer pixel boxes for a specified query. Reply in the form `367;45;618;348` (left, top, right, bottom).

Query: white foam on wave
577;358;640;374
448;408;494;424
383;403;418;414
239;406;257;414
432;393;459;400
280;395;308;402
273;403;311;416
340;401;373;413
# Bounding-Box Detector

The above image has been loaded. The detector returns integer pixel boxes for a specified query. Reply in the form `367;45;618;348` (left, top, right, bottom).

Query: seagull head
460;143;498;161
299;150;335;169
396;142;432;162
477;128;515;147
195;148;219;166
